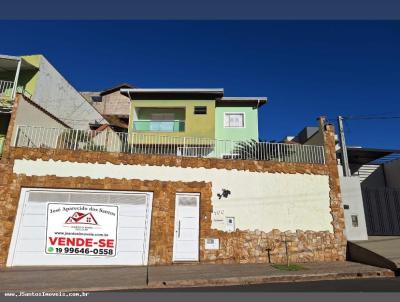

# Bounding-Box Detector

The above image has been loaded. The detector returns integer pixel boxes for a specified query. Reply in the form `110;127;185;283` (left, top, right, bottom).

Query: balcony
13;125;326;165
133;120;185;132
0;80;14;99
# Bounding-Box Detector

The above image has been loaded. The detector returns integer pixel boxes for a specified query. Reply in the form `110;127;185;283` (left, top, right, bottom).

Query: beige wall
92;128;122;153
100;91;130;116
11;98;67;148
304;129;324;146
13;159;333;233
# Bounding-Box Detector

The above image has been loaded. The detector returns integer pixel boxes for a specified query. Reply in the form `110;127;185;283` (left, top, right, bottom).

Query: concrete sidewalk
0;261;394;292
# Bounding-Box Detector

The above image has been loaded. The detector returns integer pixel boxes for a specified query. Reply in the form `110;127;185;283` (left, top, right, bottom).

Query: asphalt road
134;277;400;292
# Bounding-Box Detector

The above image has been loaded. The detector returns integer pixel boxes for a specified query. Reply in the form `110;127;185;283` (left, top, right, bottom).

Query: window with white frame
224;112;245;128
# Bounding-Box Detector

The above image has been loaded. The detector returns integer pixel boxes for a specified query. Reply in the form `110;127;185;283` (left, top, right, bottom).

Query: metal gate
362;187;400;235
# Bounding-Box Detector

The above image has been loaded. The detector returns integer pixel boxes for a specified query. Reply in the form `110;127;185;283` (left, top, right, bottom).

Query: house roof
0;54;38;72
338;147;400;165
120;88;224;100
94;124;109;132
100;83;134;96
217;97;267;107
120;88;267;106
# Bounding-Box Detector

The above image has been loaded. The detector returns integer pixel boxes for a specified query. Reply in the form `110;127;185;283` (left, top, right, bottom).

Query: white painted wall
339;175;368;241
13;159;333;233
33;56;106;129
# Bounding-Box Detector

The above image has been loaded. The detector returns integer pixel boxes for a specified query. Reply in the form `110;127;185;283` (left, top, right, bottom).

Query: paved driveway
353;236;400;269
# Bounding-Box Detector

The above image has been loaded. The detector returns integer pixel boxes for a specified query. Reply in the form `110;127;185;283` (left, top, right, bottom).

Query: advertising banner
46;203;118;257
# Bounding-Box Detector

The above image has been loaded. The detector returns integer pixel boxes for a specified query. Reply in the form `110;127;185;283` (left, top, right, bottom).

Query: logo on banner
65;212;98;225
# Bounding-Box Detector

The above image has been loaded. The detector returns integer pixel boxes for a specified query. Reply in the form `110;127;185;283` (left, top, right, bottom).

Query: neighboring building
0;54;105;129
338;147;400;237
291;125;400;240
0;54;106;156
90;124;123;153
1;55;38;155
1;94;70;155
0;54;38;108
81;83;133;130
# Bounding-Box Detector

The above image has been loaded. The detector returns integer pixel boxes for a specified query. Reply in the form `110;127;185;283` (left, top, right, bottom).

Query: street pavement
0;261;393;292
142;277;400;292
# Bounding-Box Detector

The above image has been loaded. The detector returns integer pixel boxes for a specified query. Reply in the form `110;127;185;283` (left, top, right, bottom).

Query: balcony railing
133;120;185;132
13;125;326;164
0;80;14;99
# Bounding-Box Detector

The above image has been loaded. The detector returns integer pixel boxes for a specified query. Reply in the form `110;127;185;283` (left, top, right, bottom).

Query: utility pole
337;116;351;177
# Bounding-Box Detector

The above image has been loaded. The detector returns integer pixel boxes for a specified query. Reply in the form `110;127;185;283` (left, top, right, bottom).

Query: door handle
178;220;181;238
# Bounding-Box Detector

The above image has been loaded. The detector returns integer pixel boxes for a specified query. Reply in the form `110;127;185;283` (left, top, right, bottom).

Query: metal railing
14;125;326;164
133;120;185;132
0;80;14;99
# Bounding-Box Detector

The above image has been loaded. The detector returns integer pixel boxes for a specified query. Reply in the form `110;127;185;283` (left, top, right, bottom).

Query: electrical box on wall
205;238;219;250
226;217;235;232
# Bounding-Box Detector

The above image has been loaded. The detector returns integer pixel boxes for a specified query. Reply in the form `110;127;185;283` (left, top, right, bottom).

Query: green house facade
129;98;217;139
215;98;262;142
121;88;267;152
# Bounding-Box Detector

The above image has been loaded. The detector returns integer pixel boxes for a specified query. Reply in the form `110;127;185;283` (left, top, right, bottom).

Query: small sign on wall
226;217;235;232
212;209;225;222
46;203;118;257
205;238;219;250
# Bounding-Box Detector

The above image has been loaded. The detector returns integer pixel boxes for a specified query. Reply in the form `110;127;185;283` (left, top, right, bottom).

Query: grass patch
271;264;305;271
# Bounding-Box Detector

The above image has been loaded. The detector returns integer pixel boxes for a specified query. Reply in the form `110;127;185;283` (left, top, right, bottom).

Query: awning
0;55;38;73
338;147;400;165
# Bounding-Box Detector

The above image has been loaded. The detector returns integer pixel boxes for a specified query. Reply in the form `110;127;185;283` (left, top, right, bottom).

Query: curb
147;270;395;289
1;268;394;292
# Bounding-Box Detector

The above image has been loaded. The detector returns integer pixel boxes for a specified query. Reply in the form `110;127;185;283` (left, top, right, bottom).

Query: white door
172;193;200;262
7;188;153;266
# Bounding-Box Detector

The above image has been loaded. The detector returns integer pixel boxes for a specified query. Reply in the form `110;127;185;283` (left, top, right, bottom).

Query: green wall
129;99;215;138
215;106;259;141
0;55;41;99
20;55;42;97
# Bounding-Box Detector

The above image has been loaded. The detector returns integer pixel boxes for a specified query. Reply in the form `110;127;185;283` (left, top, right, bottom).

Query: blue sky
1;21;399;148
